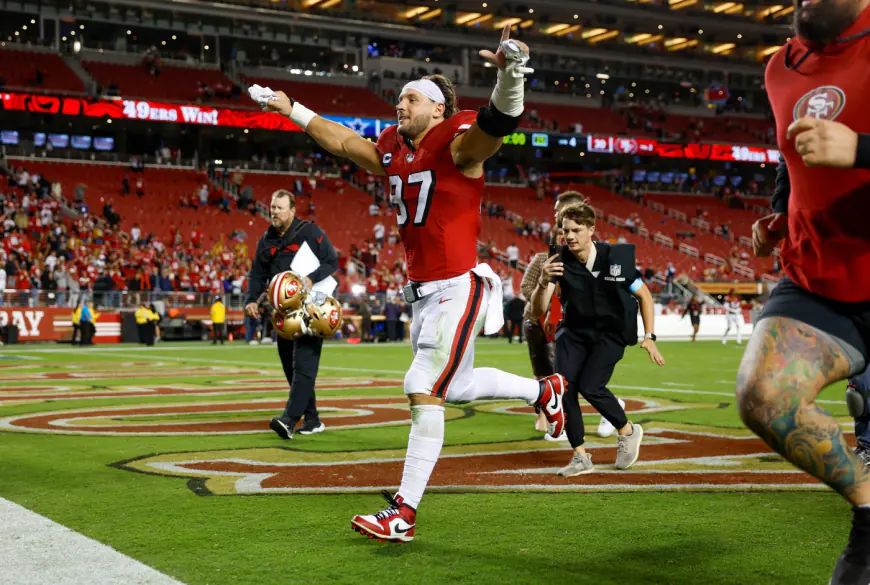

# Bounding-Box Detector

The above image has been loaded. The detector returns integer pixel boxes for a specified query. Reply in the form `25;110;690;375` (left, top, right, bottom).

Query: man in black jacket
246;189;338;439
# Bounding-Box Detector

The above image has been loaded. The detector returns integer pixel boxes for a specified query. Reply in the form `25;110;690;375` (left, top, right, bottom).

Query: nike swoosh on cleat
394;524;414;534
547;381;559;411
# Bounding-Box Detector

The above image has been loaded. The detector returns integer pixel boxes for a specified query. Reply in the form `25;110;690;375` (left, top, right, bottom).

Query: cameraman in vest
531;200;664;477
246;189;338;439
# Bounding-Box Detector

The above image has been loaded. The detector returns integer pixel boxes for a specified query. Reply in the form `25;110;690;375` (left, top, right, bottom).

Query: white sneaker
544;431;568;442
597;398;626;438
248;340;259;345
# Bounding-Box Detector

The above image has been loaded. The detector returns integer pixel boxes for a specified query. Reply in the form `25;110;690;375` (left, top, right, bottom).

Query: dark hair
271;189;296;209
423;74;459;118
555;190;587;208
557;202;597;229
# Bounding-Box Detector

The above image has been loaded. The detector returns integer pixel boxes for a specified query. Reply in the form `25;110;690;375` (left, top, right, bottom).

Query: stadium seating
15;161;268;244
0;48;85;94
82;60;243;106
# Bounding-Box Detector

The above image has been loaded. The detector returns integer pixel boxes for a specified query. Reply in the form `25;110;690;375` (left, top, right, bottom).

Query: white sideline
0;497;185;585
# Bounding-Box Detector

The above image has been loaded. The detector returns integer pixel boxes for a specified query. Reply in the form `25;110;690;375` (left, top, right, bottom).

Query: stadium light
172;35;177;40
22;25;27;30
528;8;534;13
573;14;578;18
30;19;35;23
73;40;81;52
351;65;359;72
244;129;249;134
204;45;209;50
126;30;131;35
71;31;75;36
80;24;85;29
161;41;166;46
304;70;313;76
596;73;609;80
482;2;487;6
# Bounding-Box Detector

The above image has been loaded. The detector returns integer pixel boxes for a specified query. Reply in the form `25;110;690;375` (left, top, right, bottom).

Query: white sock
397;405;444;509
464;367;540;404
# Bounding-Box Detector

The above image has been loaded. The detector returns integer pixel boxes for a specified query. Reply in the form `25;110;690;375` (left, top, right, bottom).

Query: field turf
0;339;856;585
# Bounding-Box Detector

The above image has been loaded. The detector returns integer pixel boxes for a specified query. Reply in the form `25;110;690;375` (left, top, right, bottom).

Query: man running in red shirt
740;1;870;582
254;26;567;543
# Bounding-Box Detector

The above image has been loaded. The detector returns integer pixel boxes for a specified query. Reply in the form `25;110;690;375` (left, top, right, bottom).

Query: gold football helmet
266;270;305;314
304;295;343;338
272;309;309;340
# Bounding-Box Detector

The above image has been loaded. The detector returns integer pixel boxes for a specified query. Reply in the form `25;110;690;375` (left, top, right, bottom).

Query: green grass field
0;339;856;585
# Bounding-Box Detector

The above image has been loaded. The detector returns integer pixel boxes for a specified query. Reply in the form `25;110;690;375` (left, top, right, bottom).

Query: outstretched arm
256;89;385;176
450;25;533;172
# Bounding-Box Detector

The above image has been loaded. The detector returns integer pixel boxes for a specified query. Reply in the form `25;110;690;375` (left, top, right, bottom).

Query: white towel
248;84;277;110
471;263;504;335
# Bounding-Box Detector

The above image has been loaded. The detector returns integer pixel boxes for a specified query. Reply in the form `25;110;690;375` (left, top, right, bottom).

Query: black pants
71;324;81;345
212;322;226;344
386;320;399;341
506;319;523;343
523;319;555;378
555;328;629;448
137;323;148;344
80;321;95;345
277;335;323;423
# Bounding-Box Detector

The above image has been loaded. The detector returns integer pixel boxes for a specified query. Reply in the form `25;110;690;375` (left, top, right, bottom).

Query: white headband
400;79;445;104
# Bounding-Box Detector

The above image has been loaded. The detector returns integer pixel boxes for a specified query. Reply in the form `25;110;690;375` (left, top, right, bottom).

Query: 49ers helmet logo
793;86;846;121
328;309;340;328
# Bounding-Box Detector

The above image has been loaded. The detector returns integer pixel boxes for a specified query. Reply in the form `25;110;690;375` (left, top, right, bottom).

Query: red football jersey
766;6;870;302
376;111;484;282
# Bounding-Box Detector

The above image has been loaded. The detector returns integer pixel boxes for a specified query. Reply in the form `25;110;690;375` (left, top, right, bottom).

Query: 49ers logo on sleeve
793;86;846;121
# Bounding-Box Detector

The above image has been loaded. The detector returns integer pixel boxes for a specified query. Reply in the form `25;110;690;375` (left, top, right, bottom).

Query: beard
794;0;860;45
397;115;428;139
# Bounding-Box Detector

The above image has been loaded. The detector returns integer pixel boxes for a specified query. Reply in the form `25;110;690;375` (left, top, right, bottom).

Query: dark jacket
246;217;338;304
556;242;640;346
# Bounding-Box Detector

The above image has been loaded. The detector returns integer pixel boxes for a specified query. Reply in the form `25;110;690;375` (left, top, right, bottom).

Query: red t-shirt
376;111;484;282
766;7;870;302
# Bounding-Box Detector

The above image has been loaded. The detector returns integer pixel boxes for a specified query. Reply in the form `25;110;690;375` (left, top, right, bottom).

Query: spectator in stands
369;201;380;216
130;223;141;244
506;243;519;269
373;221;385;249
232;167;244;195
74;183;87;205
103;201;120;228
190;224;202;249
666;262;676;283
238;184;253;212
199;184;209;207
358;297;373;342
134;176;145;198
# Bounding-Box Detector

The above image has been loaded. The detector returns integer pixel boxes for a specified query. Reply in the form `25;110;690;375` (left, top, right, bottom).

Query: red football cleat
535;374;566;438
351;491;416;543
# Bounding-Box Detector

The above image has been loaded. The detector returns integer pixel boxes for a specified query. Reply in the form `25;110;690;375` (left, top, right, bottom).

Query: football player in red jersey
737;1;870;583
253;25;567;543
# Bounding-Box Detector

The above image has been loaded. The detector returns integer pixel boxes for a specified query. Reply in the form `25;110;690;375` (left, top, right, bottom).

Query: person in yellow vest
134;303;152;345
71;302;83;345
210;295;226;344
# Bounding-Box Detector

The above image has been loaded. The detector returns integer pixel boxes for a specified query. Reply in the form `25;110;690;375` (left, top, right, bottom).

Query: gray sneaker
615;423;644;469
855;445;870;467
557;452;595;477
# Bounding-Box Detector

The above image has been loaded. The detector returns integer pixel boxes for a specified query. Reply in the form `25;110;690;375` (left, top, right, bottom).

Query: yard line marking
0;497;185;585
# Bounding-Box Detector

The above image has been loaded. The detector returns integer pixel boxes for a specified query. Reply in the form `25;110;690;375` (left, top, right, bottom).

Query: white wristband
491;70;524;118
288;102;317;130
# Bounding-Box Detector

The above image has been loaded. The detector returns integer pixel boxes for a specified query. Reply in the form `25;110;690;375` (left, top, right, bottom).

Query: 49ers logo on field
793;86;846;121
